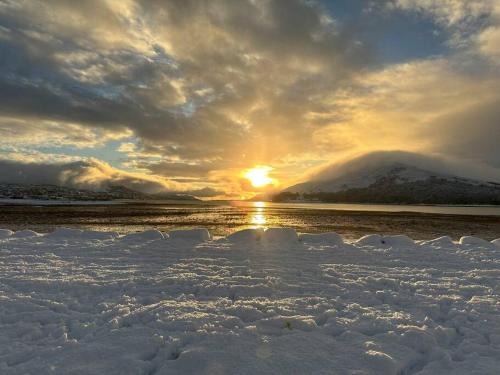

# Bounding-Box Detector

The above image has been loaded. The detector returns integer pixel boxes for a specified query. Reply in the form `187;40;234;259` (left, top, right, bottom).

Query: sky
0;0;499;198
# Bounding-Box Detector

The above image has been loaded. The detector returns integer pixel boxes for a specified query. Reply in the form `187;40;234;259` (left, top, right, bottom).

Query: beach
0;201;500;241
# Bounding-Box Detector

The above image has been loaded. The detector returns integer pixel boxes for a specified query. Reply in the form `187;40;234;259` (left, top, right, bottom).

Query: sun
244;166;274;188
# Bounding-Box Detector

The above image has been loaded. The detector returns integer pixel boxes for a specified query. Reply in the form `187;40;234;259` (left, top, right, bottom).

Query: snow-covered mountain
285;163;446;193
278;162;500;204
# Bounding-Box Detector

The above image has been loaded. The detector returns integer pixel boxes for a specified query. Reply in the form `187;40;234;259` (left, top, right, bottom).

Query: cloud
298;56;500;177
478;25;500;60
390;0;500;63
422;98;500;166
0;116;131;149
181;187;225;198
389;0;495;45
305;150;500;184
391;0;493;26
144;160;218;178
476;2;500;63
0;158;188;194
0;0;372;165
0;1;499;194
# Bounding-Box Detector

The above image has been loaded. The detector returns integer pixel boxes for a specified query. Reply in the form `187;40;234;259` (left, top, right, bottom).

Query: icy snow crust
0;228;499;374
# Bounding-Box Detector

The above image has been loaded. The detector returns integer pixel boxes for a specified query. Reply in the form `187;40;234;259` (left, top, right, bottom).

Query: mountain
276;162;500;205
0;183;200;202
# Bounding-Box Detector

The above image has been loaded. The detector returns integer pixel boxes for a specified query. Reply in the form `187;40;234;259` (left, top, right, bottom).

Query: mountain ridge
275;162;500;205
0;183;200;202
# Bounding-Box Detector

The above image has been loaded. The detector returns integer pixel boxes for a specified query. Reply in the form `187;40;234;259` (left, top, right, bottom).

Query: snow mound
262;227;299;243
80;230;119;240
45;227;84;239
45;228;119;241
121;229;165;242
12;229;40;238
420;236;456;248
356;234;383;246
226;228;264;243
383;234;415;247
168;228;212;242
0;229;13;239
356;234;414;247
299;232;344;245
459;236;495;248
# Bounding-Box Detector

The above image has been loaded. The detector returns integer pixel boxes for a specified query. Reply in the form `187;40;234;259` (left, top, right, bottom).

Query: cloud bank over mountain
0;158;196;195
303;151;500;185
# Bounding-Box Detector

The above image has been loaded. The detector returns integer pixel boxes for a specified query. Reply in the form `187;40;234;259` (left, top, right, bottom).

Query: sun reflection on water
250;201;267;227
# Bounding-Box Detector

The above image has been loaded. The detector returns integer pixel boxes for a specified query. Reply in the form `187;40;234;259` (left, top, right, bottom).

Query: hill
277;162;500;204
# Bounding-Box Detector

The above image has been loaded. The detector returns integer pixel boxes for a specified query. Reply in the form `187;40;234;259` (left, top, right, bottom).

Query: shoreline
1;198;500;215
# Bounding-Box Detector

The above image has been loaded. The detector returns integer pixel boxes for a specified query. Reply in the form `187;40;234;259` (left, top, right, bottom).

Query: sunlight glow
251;213;266;226
244;166;274;188
251;203;267;226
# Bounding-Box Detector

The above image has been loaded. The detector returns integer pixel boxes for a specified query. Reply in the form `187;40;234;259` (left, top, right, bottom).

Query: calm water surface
234;201;500;216
1;201;500;240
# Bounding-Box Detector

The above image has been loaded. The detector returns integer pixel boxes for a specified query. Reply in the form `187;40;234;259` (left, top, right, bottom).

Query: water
232;201;500;216
1;200;500;240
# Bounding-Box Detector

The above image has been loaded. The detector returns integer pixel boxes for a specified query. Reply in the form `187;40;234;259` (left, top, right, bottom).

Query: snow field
0;227;499;374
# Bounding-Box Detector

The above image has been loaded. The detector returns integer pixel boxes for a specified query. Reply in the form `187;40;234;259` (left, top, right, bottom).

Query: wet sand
0;202;499;240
